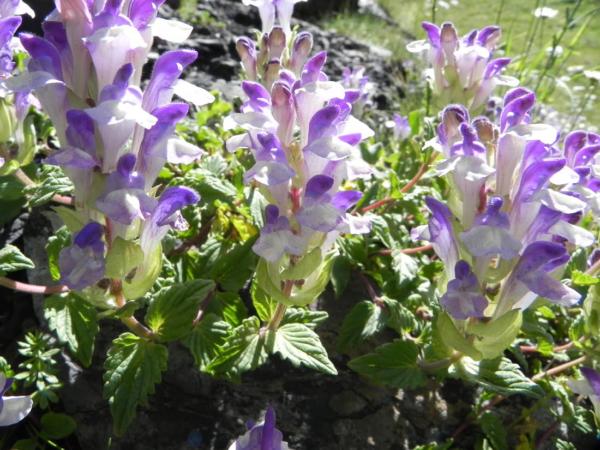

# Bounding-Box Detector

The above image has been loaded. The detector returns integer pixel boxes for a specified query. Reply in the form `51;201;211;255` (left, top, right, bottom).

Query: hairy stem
0;276;70;295
111;280;155;340
532;355;587;381
267;281;293;332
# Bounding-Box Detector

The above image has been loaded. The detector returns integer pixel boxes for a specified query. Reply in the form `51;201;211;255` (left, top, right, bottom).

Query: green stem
267;280;293;331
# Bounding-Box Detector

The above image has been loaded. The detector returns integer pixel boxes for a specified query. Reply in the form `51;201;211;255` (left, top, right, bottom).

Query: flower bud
236;37;257;81
267;26;286;61
289;31;313;75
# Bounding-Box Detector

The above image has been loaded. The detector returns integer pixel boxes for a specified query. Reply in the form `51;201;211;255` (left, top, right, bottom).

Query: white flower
534;7;559;19
0;373;33;427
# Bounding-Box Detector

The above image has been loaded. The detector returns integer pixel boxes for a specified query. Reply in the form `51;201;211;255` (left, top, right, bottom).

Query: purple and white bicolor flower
58;221;106;291
0;373;32;427
242;0;307;36
416;88;593;320
407;21;517;111
228;406;291;450
440;260;488;320
385;113;411;141
252;204;305;263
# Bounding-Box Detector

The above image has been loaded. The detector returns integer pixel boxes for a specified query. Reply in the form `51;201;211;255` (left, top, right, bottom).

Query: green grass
321;0;600;127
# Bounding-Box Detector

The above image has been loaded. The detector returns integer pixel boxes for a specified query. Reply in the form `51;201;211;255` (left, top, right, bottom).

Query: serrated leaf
280;308;328;330
145;279;215;342
183;313;231;371
571;270;599;286
205;291;248;327
46;227;71;281
437;312;482;360
44;294;99;367
383;297;417;333
331;254;352;298
27;165;73;207
274;323;337;375
337;301;385;352
454;356;544;398
208;236;257;292
105;238;144;279
251;277;276;322
348;340;426;389
479;412;507;450
207;317;273;378
0;244;34;275
103;333;168;436
391;250;419;284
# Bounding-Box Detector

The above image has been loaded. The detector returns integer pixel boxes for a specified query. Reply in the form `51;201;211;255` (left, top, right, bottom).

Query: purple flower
0;373;32;427
243;0;307;36
140;186;200;255
440;261;488;320
59;222;106;290
407;21;517;111
295;175;362;233
387;113;411;141
496;241;580;315
252;205;305;262
568;367;600;420
460;197;521;260
228;406;291;450
96;154;156;225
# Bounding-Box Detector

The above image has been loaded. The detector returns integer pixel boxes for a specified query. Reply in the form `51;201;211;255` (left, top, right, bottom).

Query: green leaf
44;294;99;367
0;244;34;275
26;165;73;207
348;340;426;389
437;312;482;360
205;291;248;326
337;301;385;352
251;277;276;322
46;227;71;281
280;308;328;330
469;310;523;359
331;254;353;298
105;238;144;279
207;317;273;378
274;323;337;375
103;333;168;436
571;270;599;287
40;412;77;440
383;297;417;334
453;356;544;398
0;174;26;200
145;279;215;342
183;313;231;371
479;412;507;450
208;236;257;292
391;250;419;284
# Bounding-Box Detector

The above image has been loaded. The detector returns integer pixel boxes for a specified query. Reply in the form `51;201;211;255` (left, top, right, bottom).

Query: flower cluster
0;0;36;169
414;88;596;322
407;21;517;112
228;407;291;450
8;0;212;291
227;19;373;306
0;373;32;427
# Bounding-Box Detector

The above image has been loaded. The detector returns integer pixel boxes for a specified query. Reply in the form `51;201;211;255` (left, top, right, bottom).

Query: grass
321;0;600;128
